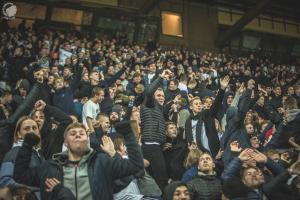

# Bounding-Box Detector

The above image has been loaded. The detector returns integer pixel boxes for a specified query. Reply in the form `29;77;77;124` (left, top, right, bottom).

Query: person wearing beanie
108;104;124;136
164;181;190;200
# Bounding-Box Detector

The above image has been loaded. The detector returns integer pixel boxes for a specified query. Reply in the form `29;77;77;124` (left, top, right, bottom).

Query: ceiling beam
139;0;160;14
216;0;271;47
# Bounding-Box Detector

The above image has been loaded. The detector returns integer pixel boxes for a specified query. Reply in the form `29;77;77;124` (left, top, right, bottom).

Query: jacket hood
163;181;189;200
19;79;31;92
52;149;94;165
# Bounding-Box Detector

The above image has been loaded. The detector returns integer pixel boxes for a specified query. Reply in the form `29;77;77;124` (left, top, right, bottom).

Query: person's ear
64;143;68;148
17;131;22;139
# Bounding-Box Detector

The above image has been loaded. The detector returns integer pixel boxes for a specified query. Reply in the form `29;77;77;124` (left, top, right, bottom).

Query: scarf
190;112;201;120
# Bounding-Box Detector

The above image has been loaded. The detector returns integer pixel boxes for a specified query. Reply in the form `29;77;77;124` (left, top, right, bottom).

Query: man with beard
108;104;123;136
13;121;144;200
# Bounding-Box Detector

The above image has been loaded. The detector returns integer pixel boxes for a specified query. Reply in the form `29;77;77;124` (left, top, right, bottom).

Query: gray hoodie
52;149;93;200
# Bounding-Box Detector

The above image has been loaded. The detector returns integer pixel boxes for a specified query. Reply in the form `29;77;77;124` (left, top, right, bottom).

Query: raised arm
221;84;243;131
107;121;144;180
0;83;42;163
70;65;83;92
42;103;73;158
221;149;252;181
221;156;243;181
144;76;163;108
231;89;242;108
8;83;42;125
106;67;126;88
221;89;251;150
209;76;229;118
143;69;171;108
231;89;251;129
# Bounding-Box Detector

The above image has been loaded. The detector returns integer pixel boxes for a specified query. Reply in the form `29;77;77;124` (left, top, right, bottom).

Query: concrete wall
150;0;219;51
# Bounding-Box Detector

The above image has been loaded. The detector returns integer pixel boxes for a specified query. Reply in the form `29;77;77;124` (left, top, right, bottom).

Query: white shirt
147;73;155;84
82;100;100;129
200;123;210;152
191;119;210;153
113;180;143;200
191;119;198;143
178;82;188;93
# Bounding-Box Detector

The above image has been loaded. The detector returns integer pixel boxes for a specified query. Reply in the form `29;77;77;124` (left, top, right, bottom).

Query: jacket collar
52;149;94;166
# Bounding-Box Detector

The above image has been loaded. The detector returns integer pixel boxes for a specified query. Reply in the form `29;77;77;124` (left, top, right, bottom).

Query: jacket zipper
75;165;78;200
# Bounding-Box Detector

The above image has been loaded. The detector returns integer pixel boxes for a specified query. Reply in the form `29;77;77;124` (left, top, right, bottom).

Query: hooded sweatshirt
53;150;93;200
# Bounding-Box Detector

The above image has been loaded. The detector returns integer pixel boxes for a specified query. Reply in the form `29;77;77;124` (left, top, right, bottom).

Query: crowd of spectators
0;20;300;200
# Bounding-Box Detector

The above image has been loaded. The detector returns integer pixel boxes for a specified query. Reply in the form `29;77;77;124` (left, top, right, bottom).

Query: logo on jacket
2;2;17;20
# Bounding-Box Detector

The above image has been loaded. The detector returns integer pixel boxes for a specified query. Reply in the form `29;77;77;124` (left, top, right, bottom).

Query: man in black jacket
185;76;229;158
141;69;172;190
13;121;144;200
163;122;187;181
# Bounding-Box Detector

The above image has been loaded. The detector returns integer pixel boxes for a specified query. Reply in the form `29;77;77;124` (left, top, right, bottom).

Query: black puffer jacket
141;76;166;144
187;172;222;200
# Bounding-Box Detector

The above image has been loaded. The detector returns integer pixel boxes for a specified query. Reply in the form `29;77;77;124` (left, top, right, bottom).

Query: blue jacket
221;157;285;200
181;165;198;183
0;142;42;192
90;127;106;153
221;90;251;166
53;67;82;115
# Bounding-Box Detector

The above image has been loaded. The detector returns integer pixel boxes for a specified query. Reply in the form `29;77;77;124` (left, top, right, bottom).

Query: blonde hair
13;116;37;143
184;149;202;169
130;120;141;142
113;135;125;151
94;113;109;128
63;122;86;138
189;96;201;105
54;76;64;84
